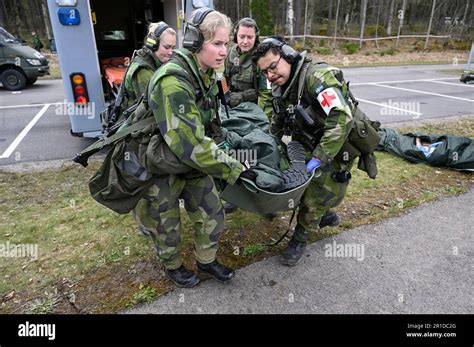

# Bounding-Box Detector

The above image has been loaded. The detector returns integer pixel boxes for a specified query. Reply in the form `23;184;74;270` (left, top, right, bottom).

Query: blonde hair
191;10;232;43
147;22;176;37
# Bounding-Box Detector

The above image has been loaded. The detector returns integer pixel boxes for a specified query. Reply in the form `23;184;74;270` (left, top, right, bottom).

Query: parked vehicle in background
0;27;49;91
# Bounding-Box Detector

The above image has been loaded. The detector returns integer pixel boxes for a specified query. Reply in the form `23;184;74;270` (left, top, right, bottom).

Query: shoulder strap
252;63;259;91
73;116;155;167
103;117;155;146
297;61;311;106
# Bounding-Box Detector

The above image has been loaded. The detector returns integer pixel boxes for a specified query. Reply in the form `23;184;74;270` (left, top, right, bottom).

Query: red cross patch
317;87;343;115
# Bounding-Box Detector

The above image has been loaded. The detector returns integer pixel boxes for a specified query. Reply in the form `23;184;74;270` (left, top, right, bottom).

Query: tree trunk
408;0;418;27
327;0;333;35
375;0;381;48
425;0;436;49
386;0;395;36
333;0;341;47
12;1;23;38
287;0;294;42
395;0;406;48
294;0;302;35
305;0;315;35
0;0;7;27
41;0;52;40
461;0;470;33
359;0;367;48
343;0;353;34
435;0;447;32
303;0;308;45
27;0;39;30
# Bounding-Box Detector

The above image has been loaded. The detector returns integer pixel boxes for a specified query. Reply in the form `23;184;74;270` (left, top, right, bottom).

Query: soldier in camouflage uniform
253;37;354;266
224;18;273;119
132;9;254;287
123;22;176;108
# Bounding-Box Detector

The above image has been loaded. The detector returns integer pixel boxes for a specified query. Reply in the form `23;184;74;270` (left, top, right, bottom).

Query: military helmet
145;21;171;51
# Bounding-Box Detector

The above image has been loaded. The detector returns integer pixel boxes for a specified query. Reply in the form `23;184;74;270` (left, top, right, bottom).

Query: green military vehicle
0;27;49;91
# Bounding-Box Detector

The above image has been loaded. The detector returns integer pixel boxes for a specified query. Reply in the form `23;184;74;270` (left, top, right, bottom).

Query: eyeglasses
261;56;282;76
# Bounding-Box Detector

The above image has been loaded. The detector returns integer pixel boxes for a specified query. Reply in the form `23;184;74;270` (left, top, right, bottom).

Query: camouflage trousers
132;174;224;270
294;160;354;243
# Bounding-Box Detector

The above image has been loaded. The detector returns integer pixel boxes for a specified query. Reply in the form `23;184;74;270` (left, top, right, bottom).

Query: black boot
197;260;235;282
319;209;341;229
263;212;277;219
224;202;238;214
280;238;307;267
165;265;200;288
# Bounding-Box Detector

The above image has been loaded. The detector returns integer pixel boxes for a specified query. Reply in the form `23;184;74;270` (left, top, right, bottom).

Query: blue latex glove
306;158;321;172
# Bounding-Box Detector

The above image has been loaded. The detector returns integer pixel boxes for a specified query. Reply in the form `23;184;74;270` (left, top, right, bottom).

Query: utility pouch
144;133;193;175
89;140;153;214
336;107;381;161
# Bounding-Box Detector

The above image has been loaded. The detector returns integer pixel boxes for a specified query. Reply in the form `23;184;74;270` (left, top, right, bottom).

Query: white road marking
357;98;422;116
425;80;474;88
367;83;474;102
0;104;50;159
350;77;458;86
0;102;64;110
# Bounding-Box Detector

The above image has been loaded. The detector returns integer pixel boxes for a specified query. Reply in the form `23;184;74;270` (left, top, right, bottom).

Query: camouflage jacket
271;51;354;167
147;49;244;184
224;45;273;118
123;47;162;108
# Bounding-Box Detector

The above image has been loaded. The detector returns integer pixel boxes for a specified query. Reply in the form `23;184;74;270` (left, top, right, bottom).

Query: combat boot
165;265;200;288
197;260;235;282
263;212;277;219
223;202;238;214
280;238;307;267
319;209;341;229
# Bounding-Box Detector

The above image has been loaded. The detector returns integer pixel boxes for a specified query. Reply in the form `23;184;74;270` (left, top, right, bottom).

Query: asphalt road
0;80;95;166
347;64;474;123
0;64;472;166
126;188;474;314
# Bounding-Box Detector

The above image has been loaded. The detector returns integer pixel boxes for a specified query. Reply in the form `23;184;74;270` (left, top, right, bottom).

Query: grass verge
0;119;473;313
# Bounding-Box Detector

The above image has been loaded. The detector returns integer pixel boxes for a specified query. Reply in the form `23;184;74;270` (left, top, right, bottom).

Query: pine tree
250;0;275;35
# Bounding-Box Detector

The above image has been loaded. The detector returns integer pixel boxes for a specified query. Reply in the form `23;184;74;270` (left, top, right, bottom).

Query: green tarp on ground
377;128;474;171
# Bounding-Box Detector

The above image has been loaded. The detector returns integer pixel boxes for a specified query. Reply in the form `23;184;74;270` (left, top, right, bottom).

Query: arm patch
316;87;345;115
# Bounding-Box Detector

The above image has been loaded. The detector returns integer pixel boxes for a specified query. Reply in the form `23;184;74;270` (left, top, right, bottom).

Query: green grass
242;244;266;257
0;164;153;301
26;290;61;314
125;284;157;308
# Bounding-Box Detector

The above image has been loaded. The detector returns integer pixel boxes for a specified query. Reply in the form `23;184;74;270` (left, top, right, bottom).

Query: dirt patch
309;50;469;68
